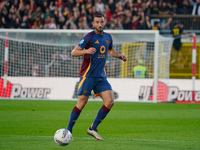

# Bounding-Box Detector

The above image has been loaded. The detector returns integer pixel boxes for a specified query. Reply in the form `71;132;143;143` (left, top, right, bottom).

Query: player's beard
96;27;103;33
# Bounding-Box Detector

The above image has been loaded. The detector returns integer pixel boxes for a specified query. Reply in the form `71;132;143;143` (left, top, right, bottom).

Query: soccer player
170;21;189;63
67;13;127;141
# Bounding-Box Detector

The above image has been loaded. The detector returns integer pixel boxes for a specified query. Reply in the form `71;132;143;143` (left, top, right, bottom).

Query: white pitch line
0;135;199;143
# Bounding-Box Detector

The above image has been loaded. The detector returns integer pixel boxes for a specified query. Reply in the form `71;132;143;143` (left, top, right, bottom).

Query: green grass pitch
0;100;200;150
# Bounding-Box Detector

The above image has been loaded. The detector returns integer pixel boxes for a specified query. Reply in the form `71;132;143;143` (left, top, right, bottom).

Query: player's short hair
93;13;105;21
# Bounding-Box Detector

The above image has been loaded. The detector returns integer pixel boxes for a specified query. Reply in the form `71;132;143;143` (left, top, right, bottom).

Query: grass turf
0;100;200;150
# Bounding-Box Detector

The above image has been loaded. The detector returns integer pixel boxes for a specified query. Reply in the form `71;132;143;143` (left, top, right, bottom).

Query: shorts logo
106;40;109;44
83;90;87;94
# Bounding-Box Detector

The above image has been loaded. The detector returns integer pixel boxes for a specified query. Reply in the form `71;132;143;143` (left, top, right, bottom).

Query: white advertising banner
1;77;200;102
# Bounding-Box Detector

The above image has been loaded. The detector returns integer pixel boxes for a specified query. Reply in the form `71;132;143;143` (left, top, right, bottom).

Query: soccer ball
54;129;72;146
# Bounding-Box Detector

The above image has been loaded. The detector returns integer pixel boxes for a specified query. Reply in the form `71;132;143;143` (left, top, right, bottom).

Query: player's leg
67;95;88;133
92;90;114;130
87;90;114;141
67;77;93;133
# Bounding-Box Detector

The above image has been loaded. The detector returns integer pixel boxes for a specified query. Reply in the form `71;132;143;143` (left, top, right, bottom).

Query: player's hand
86;47;96;54
119;55;127;62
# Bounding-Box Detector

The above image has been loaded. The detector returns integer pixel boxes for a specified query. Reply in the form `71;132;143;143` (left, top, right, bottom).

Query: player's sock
67;106;81;133
91;105;110;130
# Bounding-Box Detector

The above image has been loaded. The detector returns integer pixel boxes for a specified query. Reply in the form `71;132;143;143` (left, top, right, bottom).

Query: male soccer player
67;13;127;141
170;21;189;63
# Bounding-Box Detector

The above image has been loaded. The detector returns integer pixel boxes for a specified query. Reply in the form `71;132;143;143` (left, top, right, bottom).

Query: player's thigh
99;90;114;109
76;95;89;110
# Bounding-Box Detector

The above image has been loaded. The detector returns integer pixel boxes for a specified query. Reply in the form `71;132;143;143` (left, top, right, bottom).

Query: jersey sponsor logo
79;39;84;45
100;45;106;53
95;40;100;44
138;81;200;102
0;78;51;99
98;54;105;58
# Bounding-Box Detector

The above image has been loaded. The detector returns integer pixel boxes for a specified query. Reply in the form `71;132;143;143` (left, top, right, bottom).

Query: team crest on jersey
79;39;84;45
106;40;109;44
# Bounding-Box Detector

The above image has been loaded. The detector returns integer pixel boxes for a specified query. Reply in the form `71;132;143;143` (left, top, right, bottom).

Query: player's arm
71;46;96;57
188;0;196;6
108;48;127;61
160;17;172;29
145;16;151;29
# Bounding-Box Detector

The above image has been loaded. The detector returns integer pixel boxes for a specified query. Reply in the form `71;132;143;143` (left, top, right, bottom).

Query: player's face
93;17;105;33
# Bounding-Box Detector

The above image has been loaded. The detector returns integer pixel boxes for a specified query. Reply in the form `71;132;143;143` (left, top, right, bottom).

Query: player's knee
76;99;88;110
76;102;87;110
110;101;114;107
105;100;114;109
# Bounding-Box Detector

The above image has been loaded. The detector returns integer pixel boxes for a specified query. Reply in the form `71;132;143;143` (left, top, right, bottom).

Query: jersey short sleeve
107;34;113;50
77;31;95;49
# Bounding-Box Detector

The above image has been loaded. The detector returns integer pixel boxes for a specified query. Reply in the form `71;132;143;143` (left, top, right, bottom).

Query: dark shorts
173;39;182;51
77;77;112;97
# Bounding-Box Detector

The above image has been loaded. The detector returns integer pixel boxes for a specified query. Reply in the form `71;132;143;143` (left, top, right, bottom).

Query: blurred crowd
0;0;196;30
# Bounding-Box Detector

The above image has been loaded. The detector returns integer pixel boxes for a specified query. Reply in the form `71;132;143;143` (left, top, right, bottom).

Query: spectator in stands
20;15;29;28
171;2;181;14
95;0;104;13
44;7;53;21
122;16;132;29
56;0;66;8
0;1;8;18
48;17;57;29
0;16;7;28
108;0;116;15
159;0;171;15
32;16;42;29
189;0;200;29
31;6;42;20
189;0;200;15
41;0;48;13
24;3;31;16
182;0;192;14
58;16;65;29
15;17;21;28
131;7;145;29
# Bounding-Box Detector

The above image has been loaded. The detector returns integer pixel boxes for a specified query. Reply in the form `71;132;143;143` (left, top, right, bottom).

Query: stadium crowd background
0;0;199;77
0;0;196;30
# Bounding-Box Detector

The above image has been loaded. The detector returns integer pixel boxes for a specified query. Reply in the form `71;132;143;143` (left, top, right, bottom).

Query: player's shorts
173;39;182;51
77;77;112;97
